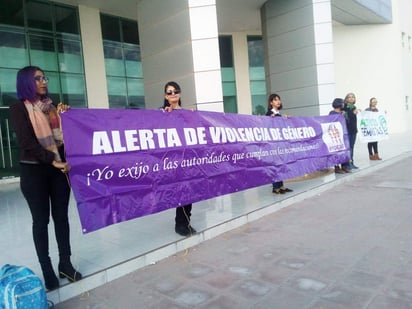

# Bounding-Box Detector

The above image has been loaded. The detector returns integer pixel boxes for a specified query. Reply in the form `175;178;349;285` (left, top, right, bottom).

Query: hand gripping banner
61;109;349;233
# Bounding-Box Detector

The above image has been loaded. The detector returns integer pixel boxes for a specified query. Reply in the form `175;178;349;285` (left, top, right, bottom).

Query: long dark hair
163;81;182;108
267;93;282;113
16;66;47;102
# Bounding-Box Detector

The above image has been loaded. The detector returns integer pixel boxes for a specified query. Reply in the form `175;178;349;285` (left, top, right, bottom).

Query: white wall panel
189;6;218;40
194;70;223;105
192;38;220;71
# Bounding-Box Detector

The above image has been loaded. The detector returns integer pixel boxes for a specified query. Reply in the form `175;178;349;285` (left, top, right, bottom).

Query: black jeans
272;181;284;190
175;204;192;227
368;141;378;155
343;133;357;166
20;163;71;265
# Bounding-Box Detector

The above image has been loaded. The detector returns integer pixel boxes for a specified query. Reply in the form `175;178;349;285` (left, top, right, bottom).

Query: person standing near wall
342;92;360;170
329;98;351;174
365;97;382;160
10;66;82;290
266;93;293;194
162;81;197;237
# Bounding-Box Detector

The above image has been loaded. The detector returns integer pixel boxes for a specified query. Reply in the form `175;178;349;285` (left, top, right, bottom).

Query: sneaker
175;225;197;237
350;164;359;169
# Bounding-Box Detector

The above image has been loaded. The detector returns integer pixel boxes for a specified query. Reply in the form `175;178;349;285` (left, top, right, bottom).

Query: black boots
58;257;82;283
175;224;197;237
41;257;82;290
41;258;59;291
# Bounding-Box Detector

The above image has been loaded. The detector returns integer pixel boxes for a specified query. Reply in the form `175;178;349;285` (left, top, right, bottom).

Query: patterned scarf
24;98;63;162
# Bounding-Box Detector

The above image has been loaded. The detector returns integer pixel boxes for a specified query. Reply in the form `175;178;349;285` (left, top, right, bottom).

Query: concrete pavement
55;152;412;308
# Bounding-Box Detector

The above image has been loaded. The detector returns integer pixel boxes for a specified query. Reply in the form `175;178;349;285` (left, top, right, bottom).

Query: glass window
0;0;85;178
122;19;139;44
104;43;125;76
0;1;86;107
57;39;83;73
26;0;53;32
44;71;60;103
127;78;144;109
29;34;58;71
124;45;141;77
0;68;19;106
60;73;86;106
107;76;127;109
219;35;237;113
54;5;79;35
219;36;234;67
247;36;267;115
101;14;121;42
0;0;24;27
0;31;28;69
101;14;144;109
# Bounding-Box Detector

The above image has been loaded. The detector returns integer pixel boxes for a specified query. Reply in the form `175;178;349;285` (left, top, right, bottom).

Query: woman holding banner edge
342;92;360;170
265;93;293;194
162;81;197;237
365;97;382;160
10;66;82;290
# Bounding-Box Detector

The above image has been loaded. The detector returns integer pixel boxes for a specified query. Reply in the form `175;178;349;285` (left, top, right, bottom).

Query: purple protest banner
61;109;349;233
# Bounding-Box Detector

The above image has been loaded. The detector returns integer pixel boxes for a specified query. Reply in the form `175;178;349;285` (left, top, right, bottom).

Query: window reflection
101;13;144;109
219;35;238;113
26;0;53;31
0;31;28;69
29;35;58;71
0;0;24;27
55;5;79;35
0;1;86;108
247;36;267;115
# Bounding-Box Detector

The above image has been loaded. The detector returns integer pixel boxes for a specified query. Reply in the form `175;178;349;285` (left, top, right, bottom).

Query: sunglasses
34;76;49;83
166;89;181;95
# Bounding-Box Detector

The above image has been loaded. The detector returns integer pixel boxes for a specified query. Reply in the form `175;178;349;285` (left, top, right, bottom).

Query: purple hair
16;66;47;102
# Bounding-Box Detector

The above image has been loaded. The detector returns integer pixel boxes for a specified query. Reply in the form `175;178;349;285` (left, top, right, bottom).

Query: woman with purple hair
10;66;82;290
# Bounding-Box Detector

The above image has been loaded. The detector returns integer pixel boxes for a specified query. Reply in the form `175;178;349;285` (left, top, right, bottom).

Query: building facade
1;0;411;179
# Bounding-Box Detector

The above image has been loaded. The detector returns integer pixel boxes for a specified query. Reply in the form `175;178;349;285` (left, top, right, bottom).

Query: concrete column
232;32;252;115
261;0;335;116
137;0;223;111
78;5;109;108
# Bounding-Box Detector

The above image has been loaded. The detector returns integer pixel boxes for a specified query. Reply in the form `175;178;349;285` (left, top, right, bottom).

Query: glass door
0;107;19;179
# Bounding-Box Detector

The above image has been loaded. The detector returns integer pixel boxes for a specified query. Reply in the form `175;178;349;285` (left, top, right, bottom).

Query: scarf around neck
24;98;63;162
344;103;356;121
346;103;356;110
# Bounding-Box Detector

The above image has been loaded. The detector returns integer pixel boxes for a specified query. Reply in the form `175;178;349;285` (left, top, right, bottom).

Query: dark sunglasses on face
166;89;181;95
34;76;49;83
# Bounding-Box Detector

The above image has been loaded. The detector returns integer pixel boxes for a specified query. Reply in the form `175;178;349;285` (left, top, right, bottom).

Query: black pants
175;204;192;227
20;163;72;265
367;142;378;155
343;133;357;166
272;181;284;190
